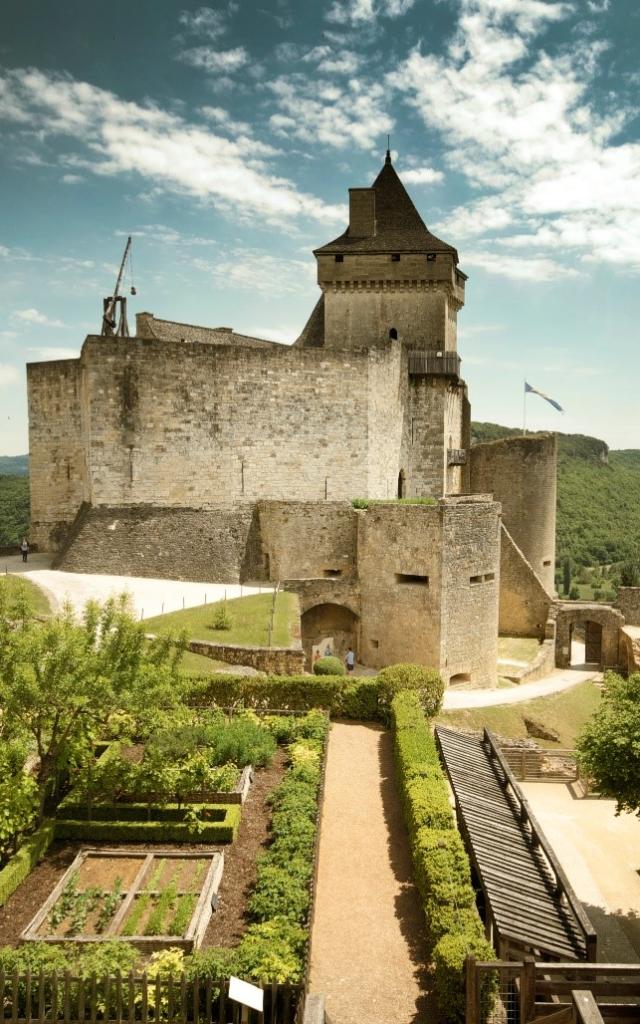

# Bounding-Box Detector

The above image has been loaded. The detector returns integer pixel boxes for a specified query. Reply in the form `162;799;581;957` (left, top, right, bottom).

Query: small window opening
335;254;344;263
484;572;495;582
396;573;429;586
323;568;342;578
389;327;398;341
470;574;482;585
370;639;379;649
543;559;551;567
391;253;400;262
426;253;437;262
397;467;405;496
450;672;472;685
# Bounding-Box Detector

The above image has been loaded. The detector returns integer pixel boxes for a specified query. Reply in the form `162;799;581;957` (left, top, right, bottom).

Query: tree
577;672;640;815
563;557;572;596
0;590;186;821
620;560;640;587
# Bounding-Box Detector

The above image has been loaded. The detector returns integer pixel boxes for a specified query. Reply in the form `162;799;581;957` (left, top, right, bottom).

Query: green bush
211;602;232;630
55;807;240;844
313;656;345;676
186;673;382;719
433;930;496;1024
378;663;445;718
57;802;230;823
0;821;55;907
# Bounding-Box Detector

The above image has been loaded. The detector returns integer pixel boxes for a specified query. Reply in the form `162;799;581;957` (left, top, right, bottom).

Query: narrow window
391;253;400;262
323;569;342;578
370;639;379;649
484;573;495;582
396;573;429;586
543;559;551;567
335;254;344;263
470;574;482;585
426;253;437;262
389;327;398;341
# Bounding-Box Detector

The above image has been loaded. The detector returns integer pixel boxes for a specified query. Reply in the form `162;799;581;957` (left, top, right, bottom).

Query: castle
27;151;559;685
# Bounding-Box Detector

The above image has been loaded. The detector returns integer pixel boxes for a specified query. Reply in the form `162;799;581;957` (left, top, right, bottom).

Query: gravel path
2;553;268;618
309;722;432;1024
443;668;600;709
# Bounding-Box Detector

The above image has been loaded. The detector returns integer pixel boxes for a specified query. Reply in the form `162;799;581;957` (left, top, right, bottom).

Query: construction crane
101;236;137;337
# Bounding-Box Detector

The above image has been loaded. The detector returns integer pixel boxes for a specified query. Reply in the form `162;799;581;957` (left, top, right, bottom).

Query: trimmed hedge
55;806;240;844
56;803;230;823
0;821;56;907
379;663;445;718
391;692;494;1024
187;673;381;720
313;656;345;676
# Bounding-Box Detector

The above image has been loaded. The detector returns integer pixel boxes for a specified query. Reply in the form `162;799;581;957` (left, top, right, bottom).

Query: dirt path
443;667;600;709
309;722;432;1024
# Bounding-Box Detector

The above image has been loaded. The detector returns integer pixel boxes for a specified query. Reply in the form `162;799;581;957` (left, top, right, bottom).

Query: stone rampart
470;434;557;595
499;525;553;639
187;639;305;676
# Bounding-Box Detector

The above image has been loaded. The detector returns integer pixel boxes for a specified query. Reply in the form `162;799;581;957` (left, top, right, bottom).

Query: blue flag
524;381;564;413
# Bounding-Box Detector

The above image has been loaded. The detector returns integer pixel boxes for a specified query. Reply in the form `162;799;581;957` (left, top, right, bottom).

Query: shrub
378;663;445;718
236;919;308;983
0;821;55;907
313;656;345;676
55;806;240;844
186;673;382;720
433;930;496;1024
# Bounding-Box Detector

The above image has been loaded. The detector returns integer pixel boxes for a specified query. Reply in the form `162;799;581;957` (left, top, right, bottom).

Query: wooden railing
408;350;461;378
483;730;597;960
0;970;303;1023
467;958;640;1024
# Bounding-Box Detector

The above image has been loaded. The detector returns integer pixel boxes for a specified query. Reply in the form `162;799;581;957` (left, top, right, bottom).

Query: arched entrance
555;603;623;670
301;603;359;669
570;621;602;666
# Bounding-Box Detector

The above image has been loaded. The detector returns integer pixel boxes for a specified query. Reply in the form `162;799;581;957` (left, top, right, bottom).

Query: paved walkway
309;722;432;1024
1;553;268;619
443;668;600;709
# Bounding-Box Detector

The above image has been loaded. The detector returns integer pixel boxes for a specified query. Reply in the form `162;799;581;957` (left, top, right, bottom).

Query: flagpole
523;380;527;435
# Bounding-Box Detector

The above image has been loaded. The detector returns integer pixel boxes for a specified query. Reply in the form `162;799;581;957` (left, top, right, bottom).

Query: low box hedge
187;674;381;720
391;691;494;1024
57;802;230;823
0;821;56;907
55;805;241;844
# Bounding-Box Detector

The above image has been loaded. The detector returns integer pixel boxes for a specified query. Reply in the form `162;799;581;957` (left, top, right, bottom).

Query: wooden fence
0;970;303;1023
500;746;580;783
466;957;640;1024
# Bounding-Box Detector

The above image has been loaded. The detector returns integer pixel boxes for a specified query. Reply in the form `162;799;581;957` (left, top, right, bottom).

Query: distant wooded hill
2;436;639;567
471;422;640;568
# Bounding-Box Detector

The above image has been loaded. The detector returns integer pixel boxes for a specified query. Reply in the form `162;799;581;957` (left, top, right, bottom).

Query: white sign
228;976;264;1013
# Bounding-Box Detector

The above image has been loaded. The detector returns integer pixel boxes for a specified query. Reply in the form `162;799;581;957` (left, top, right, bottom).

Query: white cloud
178;6;232;39
463;250;580;281
192;249;316;296
326;0;415;25
387;0;640;270
12;308;66;327
0;364;20;388
28;346;79;360
268;75;392;151
400;166;444;185
178;46;248;74
0;68;345;225
586;0;609;11
245;326;297;344
61;173;83;184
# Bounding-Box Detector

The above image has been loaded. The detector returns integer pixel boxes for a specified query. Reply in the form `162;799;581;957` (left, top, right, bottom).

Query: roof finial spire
385;135;391;164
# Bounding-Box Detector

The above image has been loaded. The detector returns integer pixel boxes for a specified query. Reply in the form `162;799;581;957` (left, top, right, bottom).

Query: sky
0;0;639;455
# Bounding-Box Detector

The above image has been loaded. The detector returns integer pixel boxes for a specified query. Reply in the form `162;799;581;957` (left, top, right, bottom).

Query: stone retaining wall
188;638;305;676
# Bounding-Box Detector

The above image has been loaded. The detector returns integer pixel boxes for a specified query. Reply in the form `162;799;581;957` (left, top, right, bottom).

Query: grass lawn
497;636;542;663
144;591;299;648
0;574;52;615
438;680;601;748
178;650;236;675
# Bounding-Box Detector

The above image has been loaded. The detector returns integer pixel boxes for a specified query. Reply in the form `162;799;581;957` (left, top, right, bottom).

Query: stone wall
187;638;305;676
258;501;358;581
27;358;87;550
439;496;500;686
56;503;267;582
616;588;640;626
499;525;552;638
469;434;557;595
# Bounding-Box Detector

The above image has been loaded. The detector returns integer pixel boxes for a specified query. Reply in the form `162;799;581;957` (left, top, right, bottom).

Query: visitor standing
20;537;29;563
345;647;356;674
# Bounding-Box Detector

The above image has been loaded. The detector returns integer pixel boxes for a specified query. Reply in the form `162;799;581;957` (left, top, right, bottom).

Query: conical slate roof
315;152;458;260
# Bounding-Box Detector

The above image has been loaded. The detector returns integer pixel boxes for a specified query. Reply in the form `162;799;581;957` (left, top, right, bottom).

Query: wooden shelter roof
436;726;597;962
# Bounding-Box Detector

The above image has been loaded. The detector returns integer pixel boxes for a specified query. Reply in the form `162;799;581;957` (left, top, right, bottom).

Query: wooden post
466;956;479;1024
520;956;536;1024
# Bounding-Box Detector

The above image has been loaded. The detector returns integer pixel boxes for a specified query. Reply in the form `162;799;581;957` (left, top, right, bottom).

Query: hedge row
56;802;231;823
186;674;381;721
55;806;241;844
0;821;56;907
391;691;494;1024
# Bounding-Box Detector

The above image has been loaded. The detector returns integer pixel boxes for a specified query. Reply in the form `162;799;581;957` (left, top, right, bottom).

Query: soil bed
0;753;287;949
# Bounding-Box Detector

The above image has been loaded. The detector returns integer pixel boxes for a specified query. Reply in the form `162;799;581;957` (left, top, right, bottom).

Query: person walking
20;537;29;563
345;647;356;674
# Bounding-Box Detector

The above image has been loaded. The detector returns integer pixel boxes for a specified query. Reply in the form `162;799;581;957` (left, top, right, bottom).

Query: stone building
27;151;560;685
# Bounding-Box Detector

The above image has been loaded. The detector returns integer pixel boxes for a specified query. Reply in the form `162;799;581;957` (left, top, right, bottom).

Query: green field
438;679;601;748
144;591;299;648
0;574;52;616
497;637;542;663
178;650;238;675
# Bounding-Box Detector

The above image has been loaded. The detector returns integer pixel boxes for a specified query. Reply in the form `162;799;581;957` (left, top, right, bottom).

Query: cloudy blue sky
1;0;638;455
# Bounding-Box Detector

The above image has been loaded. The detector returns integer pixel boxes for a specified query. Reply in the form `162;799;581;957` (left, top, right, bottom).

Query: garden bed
21;850;224;952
